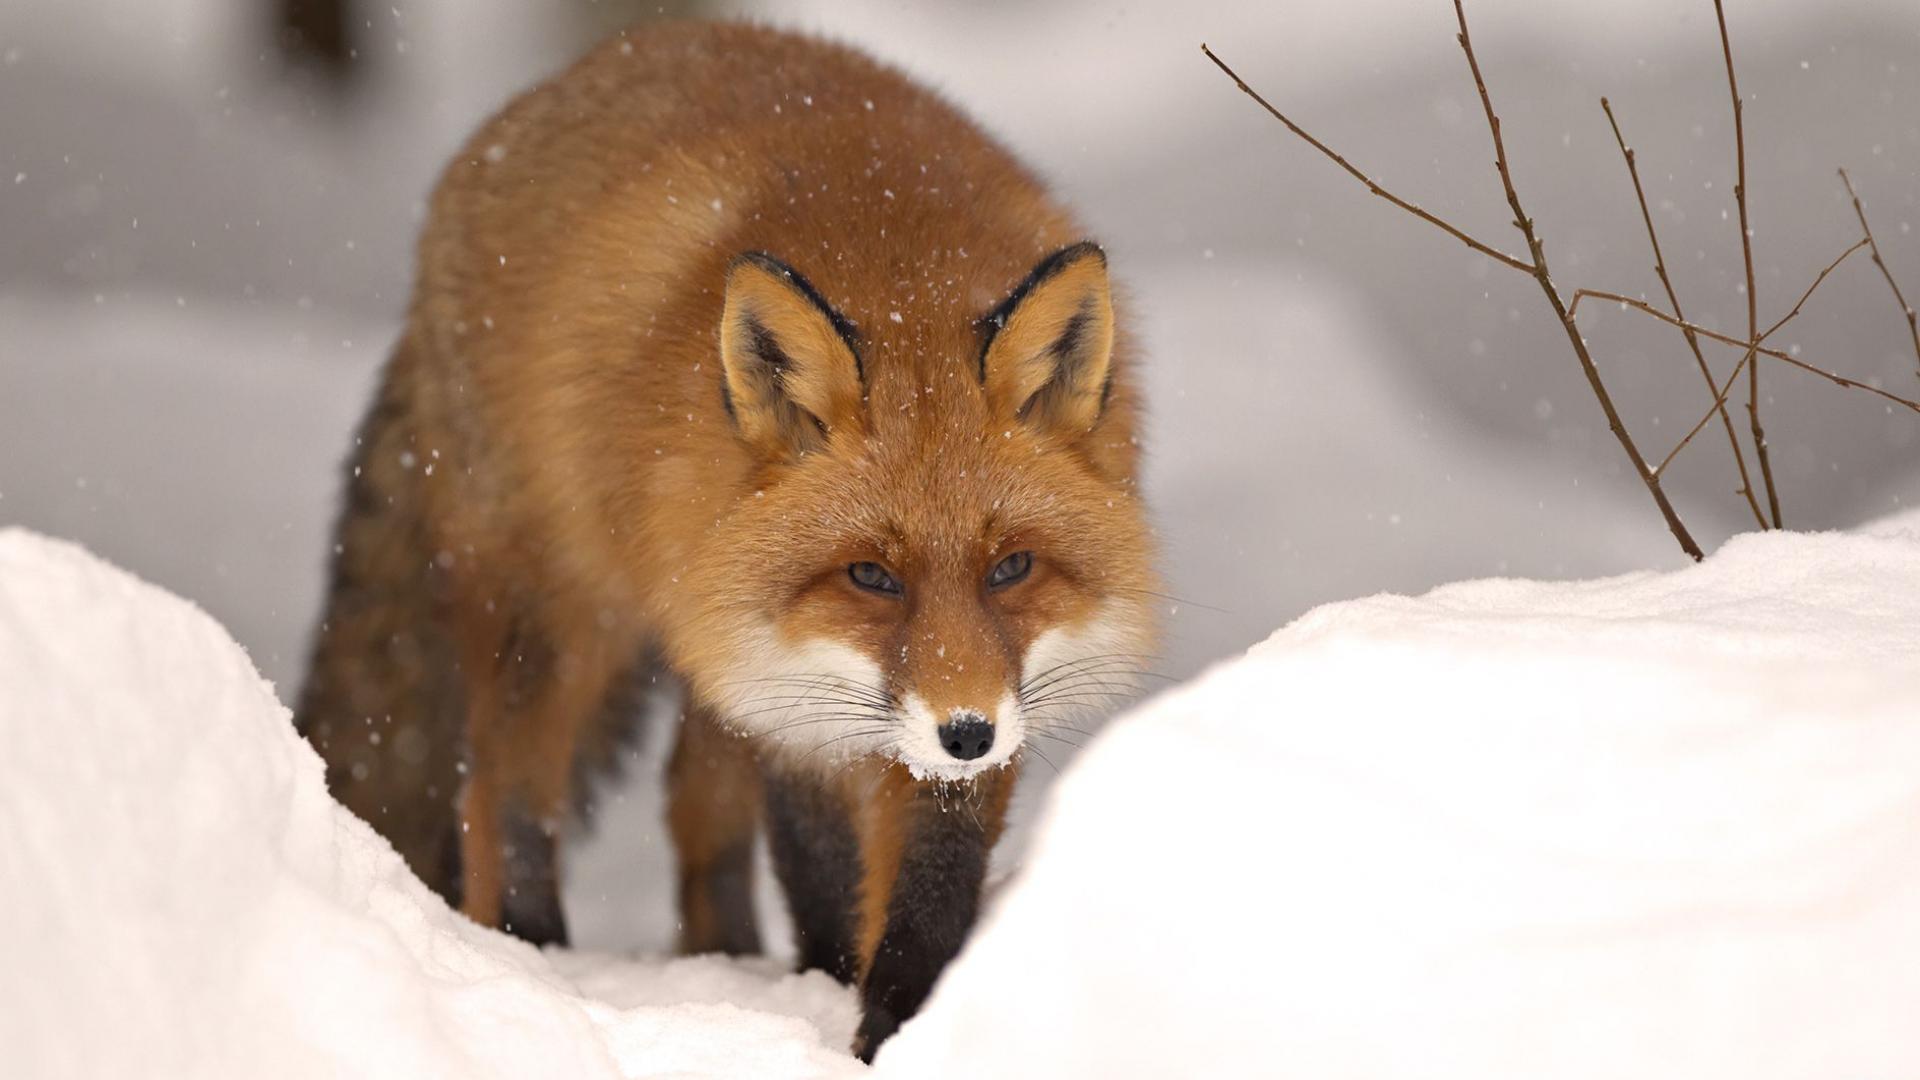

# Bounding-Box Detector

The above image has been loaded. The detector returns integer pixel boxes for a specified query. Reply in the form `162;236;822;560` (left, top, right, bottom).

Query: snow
6;0;1920;1071
877;510;1920;1078
0;529;861;1080
8;515;1920;1076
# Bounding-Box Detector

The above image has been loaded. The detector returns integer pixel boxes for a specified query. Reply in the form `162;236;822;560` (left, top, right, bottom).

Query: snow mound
0;529;860;1080
8;518;1920;1078
882;513;1920;1078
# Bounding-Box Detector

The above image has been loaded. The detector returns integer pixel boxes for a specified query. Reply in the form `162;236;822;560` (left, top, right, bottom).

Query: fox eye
987;551;1033;589
849;561;904;596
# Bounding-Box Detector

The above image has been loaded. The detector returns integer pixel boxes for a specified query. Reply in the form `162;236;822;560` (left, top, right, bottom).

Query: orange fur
297;20;1158;1054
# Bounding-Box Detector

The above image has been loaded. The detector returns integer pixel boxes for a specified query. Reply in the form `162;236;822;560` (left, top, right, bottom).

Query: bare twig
1203;11;1702;559
1206;4;1917;559
1760;238;1870;341
1713;0;1782;526
1601;97;1766;528
1646;239;1867;474
1839;168;1920;383
1451;0;1702;559
1199;44;1535;275
1658;351;1753;476
1573;289;1920;414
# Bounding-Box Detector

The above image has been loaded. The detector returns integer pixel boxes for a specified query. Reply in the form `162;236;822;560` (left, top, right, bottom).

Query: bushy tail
294;342;467;904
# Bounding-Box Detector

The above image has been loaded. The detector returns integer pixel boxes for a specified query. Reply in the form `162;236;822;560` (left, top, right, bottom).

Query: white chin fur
705;630;897;768
711;601;1148;777
1018;598;1154;728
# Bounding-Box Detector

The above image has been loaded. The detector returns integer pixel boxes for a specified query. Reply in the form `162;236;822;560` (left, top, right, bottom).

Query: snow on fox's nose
897;691;1022;777
936;709;995;761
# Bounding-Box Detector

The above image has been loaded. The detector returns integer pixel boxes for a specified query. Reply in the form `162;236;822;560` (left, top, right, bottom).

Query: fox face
683;243;1157;780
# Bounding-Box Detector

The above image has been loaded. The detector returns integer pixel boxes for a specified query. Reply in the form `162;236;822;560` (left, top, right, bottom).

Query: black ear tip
729;250;794;280
1061;239;1107;265
722;249;864;365
1028;241;1106;284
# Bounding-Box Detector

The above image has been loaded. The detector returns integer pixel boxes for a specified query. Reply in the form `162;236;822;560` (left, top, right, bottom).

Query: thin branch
1204;11;1704;559
1573;289;1920;414
1760;238;1869;341
1207;4;1914;557
1199;43;1535;275
1658;351;1753;476
1839;167;1920;383
1579;239;1871;474
1601;96;1766;528
1714;0;1782;526
1452;0;1702;559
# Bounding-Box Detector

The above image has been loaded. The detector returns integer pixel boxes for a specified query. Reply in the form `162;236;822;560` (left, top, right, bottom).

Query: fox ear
720;253;864;459
979;242;1115;436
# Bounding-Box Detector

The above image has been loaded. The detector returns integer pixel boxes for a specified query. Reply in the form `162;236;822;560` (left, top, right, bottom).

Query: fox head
682;242;1157;781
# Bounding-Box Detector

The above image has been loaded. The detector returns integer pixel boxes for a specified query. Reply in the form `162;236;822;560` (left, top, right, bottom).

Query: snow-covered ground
6;515;1920;1076
0;529;862;1080
6;0;1920;1073
887;510;1920;1077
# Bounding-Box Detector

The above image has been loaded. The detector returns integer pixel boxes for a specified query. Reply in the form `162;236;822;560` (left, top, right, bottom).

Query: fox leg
667;705;764;956
496;796;568;945
848;764;1017;1062
455;757;506;926
460;714;572;945
762;768;863;982
455;601;618;947
451;592;513;931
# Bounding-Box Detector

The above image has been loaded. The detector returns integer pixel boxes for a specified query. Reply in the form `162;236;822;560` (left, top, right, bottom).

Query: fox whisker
1018;743;1062;776
1024;716;1097;737
711;672;894;707
799;725;897;763
1018;653;1157;696
1019;692;1130;713
1025;730;1087;752
726;693;895;717
753;712;895;740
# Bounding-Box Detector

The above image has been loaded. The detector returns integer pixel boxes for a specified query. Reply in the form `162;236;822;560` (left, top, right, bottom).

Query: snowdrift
4;515;1920;1078
0;530;860;1080
878;511;1920;1077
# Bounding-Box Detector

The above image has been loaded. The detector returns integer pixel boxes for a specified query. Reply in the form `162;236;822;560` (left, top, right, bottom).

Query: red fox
295;21;1156;1058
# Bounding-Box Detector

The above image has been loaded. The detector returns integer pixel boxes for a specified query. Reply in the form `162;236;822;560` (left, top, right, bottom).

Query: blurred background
5;0;1918;949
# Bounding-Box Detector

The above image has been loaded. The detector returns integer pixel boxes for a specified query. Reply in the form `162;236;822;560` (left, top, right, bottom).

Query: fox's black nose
937;713;995;761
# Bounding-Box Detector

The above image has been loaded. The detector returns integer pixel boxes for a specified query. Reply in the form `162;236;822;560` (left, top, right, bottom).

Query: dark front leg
764;770;863;984
498;799;568;947
852;776;1008;1062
